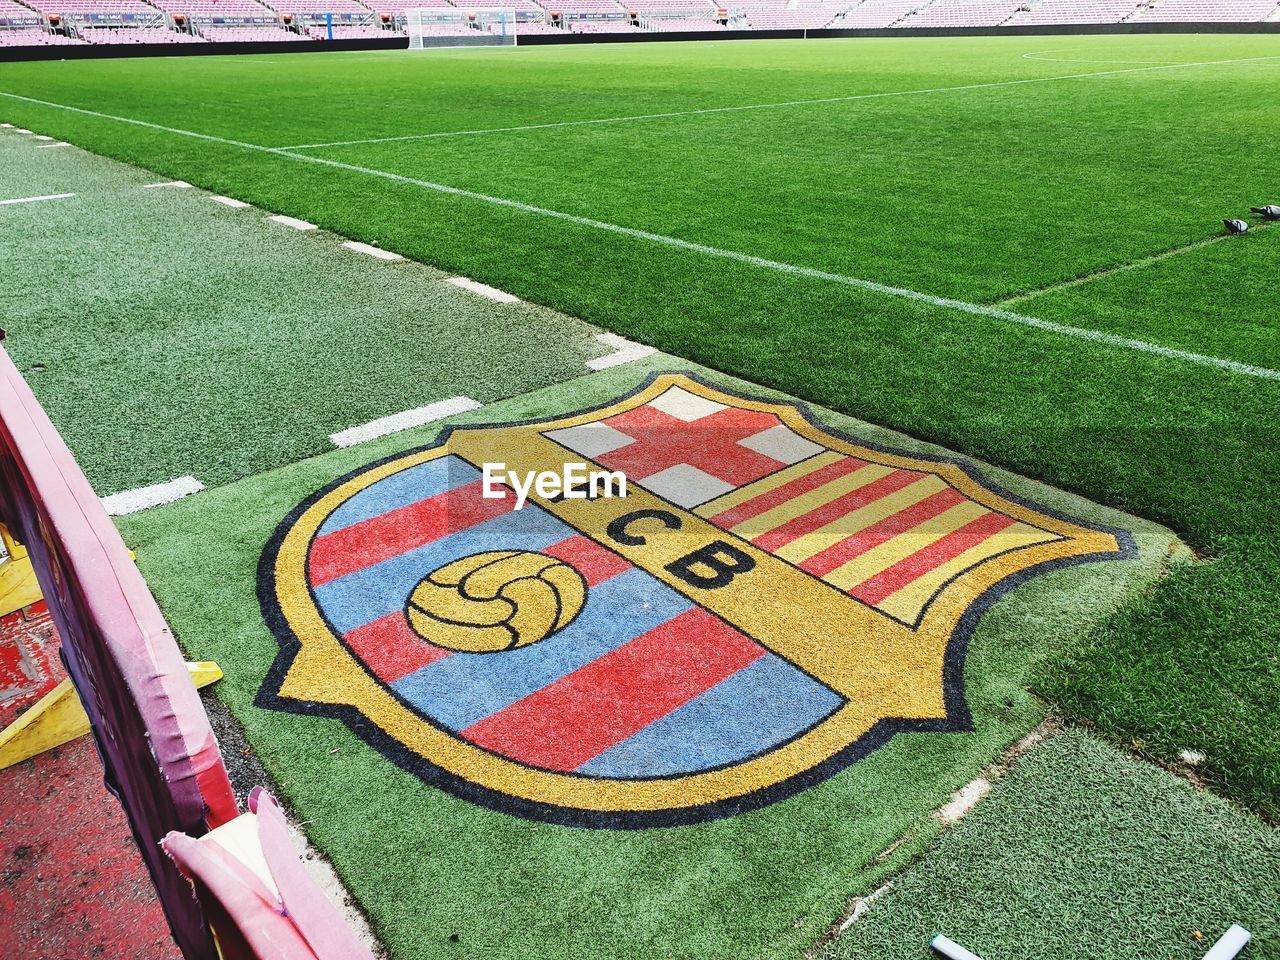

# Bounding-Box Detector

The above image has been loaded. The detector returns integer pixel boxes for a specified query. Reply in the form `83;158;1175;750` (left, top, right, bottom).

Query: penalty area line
274;53;1280;150
996;222;1276;309
1;89;1278;384
289;152;1280;384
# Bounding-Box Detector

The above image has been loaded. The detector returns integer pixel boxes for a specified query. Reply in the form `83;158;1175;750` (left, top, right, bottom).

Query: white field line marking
838;882;894;933
211;194;250;208
331;396;482;448
101;475;204;516
269;213;317;231
587;332;659;370
446;276;519;303
36;142;69;148
0;192;75;206
143;179;192;188
343;240;402;260
32;134;53;141
14;127;31;134
1022;48;1253;66
275;54;1280;150
1024;53;1180;65
0;123;12;128
995;226;1273;308
936;777;992;826
4;90;1280;383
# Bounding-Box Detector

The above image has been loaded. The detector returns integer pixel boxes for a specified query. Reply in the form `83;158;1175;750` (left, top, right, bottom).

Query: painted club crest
259;374;1131;828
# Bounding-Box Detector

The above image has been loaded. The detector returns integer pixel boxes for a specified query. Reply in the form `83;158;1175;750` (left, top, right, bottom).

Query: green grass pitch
1;32;1277;955
824;729;1280;960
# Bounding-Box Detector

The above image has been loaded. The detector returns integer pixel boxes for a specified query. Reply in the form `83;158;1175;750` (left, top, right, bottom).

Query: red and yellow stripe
699;456;1058;623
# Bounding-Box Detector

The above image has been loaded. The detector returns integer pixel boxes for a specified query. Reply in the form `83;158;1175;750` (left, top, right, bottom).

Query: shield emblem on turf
259;373;1130;827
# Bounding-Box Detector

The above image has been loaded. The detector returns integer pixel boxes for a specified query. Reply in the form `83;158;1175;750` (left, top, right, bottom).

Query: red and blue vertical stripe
308;455;843;779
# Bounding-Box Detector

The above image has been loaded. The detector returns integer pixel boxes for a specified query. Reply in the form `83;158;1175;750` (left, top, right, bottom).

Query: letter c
607;509;682;546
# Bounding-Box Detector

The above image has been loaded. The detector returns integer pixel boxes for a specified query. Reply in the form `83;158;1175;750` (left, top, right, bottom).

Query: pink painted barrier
0;344;238;957
0;345;372;958
163;789;376;960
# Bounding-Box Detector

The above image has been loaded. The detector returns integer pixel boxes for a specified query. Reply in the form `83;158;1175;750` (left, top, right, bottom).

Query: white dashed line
330;396;482;448
36;142;69;149
446;276;520;304
936;777;992;826
32;134;53;141
0;192;76;206
211;195;250;208
143;180;193;189
269;214;317;231
586;332;658;371
14;128;32;134
342;240;402;261
100;476;205;516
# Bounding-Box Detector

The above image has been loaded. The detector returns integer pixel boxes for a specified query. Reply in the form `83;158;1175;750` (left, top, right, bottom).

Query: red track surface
0;605;181;960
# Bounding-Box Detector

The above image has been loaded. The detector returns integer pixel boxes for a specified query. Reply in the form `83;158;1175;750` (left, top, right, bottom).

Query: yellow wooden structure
0;523;224;770
0;523;42;618
0;661;224;770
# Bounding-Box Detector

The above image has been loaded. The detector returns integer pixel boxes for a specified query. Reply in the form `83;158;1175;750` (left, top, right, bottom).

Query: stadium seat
0;26;86;42
1005;0;1142;24
894;0;1023;27
80;25;207;40
1129;0;1280;21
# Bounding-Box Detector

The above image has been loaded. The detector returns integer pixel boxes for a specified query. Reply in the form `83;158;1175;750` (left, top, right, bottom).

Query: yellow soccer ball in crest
406;550;588;654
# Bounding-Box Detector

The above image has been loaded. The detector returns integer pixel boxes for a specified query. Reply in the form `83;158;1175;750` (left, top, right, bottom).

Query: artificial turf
0;135;606;494
0;31;1276;815
117;355;1181;960
825;729;1280;960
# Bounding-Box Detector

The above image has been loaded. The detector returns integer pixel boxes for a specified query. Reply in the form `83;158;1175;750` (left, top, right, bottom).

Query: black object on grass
1250;205;1280;221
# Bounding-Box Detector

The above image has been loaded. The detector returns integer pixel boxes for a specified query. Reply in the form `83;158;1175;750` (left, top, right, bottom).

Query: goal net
405;7;519;47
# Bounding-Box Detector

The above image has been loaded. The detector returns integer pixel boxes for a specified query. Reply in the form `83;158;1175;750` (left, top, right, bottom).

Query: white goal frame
405;7;519;48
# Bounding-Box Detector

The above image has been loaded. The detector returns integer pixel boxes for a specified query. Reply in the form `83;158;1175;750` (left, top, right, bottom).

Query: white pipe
931;934;984;960
1204;925;1252;960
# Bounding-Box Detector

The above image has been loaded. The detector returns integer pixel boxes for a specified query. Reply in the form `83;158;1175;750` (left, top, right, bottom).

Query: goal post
405;7;520;48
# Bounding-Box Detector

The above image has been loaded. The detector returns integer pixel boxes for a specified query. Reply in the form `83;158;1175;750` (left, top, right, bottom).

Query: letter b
666;541;756;589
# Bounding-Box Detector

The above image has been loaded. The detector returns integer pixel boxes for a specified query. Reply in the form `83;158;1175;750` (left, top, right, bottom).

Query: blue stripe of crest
313;504;569;634
391;568;690;732
319;456;479;536
575;655;843;778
